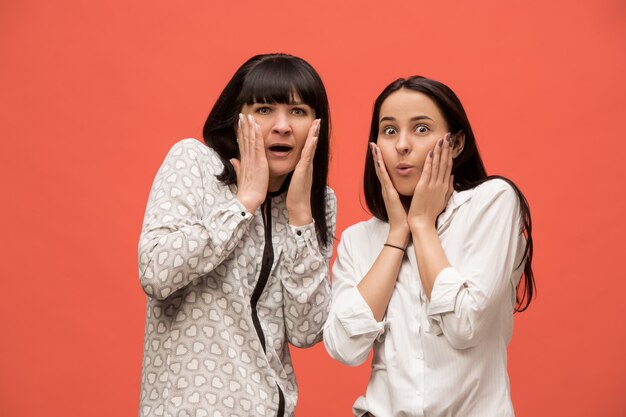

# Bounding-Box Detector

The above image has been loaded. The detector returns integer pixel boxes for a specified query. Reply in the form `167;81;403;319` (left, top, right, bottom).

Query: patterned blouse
138;139;336;417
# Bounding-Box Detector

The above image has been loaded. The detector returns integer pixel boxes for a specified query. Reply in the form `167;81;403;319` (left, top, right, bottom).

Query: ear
451;131;465;158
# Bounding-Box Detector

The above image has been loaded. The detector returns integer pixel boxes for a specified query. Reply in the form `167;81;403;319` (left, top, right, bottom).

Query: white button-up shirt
324;179;526;417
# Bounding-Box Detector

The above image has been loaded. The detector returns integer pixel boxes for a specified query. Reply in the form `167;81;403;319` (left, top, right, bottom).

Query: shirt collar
437;188;473;230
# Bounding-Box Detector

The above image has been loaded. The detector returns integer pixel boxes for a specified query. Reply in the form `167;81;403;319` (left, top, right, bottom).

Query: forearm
287;205;313;227
280;222;331;346
410;220;450;298
282;268;331;347
357;230;407;321
139;204;251;300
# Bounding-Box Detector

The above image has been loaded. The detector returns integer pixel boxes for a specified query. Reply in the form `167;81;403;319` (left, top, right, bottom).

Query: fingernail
438;139;444;147
248;114;253;123
238;113;243;128
314;119;320;136
429;150;433;158
448;135;455;147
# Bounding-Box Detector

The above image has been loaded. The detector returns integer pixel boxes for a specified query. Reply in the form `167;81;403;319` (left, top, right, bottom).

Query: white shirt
324;179;525;417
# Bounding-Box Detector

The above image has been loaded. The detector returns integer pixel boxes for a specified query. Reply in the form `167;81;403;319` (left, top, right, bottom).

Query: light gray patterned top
138;139;336;417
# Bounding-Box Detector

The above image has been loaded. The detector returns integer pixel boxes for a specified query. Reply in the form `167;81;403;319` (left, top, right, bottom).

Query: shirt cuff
288;221;316;242
427;267;467;316
336;287;386;338
200;200;253;236
230;199;254;219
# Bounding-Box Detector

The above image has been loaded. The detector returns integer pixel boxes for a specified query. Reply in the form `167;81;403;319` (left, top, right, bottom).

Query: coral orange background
1;0;625;416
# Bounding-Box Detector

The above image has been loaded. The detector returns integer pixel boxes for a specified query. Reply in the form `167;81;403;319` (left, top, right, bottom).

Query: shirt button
240;212;246;217
296;230;302;236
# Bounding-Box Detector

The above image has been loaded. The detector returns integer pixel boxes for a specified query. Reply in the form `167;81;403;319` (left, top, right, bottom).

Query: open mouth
268;145;293;152
267;144;294;157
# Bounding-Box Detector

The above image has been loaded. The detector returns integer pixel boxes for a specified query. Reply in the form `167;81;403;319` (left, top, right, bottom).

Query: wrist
387;227;410;248
409;217;437;235
288;209;313;226
236;192;263;214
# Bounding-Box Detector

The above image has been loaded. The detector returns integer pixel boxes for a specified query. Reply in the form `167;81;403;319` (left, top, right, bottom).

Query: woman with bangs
137;53;336;416
324;76;535;417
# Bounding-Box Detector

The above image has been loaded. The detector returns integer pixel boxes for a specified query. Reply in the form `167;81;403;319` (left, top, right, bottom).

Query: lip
395;163;414;176
267;143;294;158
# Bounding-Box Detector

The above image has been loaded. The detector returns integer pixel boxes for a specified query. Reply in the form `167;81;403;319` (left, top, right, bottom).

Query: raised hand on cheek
286;119;320;226
231;113;269;214
408;132;455;229
370;142;410;248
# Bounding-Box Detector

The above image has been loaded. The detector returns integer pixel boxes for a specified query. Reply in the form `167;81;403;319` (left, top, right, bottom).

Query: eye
381;126;397;136
415;125;430;134
256;106;271;115
291;107;307;116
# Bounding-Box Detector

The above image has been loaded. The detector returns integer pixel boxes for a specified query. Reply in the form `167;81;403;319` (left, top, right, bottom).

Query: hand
286;119;320;226
231;113;269;213
370;142;410;248
408;133;454;231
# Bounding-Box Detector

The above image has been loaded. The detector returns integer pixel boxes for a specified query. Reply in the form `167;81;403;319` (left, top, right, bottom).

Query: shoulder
465;178;521;218
472;178;518;205
340;217;385;244
165;138;224;176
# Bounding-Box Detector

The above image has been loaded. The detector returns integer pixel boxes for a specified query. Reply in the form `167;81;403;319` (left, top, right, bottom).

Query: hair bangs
239;58;321;108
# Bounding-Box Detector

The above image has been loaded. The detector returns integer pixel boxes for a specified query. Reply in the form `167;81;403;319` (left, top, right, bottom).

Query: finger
370;142;383;181
299;119;320;166
253;121;265;156
237;113;247;157
230;158;241;178
306;119;320;164
420;148;434;186
375;145;396;191
247;114;256;156
438;133;452;184
444;135;454;180
431;137;444;184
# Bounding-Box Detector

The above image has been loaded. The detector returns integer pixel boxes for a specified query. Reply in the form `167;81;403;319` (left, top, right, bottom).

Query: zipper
249;198;285;416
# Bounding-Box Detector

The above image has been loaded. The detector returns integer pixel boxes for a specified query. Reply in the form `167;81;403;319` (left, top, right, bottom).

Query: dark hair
202;53;332;246
363;76;535;311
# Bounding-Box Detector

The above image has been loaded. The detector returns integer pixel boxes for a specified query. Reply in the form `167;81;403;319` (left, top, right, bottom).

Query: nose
271;110;292;136
395;132;411;155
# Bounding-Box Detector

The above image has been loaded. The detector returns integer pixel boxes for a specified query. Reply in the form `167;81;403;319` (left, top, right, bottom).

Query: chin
269;166;296;179
391;180;417;197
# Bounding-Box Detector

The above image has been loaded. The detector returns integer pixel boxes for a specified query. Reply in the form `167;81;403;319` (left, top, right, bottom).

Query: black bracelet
383;243;406;252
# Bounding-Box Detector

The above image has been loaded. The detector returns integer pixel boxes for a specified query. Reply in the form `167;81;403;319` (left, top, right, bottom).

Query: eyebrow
380;115;434;123
252;101;309;107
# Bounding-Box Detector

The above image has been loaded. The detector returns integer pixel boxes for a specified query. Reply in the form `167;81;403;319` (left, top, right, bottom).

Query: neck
268;174;288;193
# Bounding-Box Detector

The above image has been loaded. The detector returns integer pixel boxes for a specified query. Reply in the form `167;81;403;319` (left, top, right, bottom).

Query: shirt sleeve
138;139;253;300
278;189;337;348
323;228;387;366
426;180;526;349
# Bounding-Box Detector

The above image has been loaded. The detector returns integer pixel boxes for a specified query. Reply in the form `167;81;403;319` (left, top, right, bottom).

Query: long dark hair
202;53;332;247
363;76;535;311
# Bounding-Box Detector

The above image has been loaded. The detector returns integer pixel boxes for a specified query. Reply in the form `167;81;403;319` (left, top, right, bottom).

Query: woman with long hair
138;53;336;416
324;76;534;417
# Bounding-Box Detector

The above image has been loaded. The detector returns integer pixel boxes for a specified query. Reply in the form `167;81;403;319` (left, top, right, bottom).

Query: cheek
376;142;396;165
294;122;313;148
258;121;272;139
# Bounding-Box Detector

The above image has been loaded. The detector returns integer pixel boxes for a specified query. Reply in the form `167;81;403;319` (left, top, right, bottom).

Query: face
377;89;454;196
241;94;315;191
